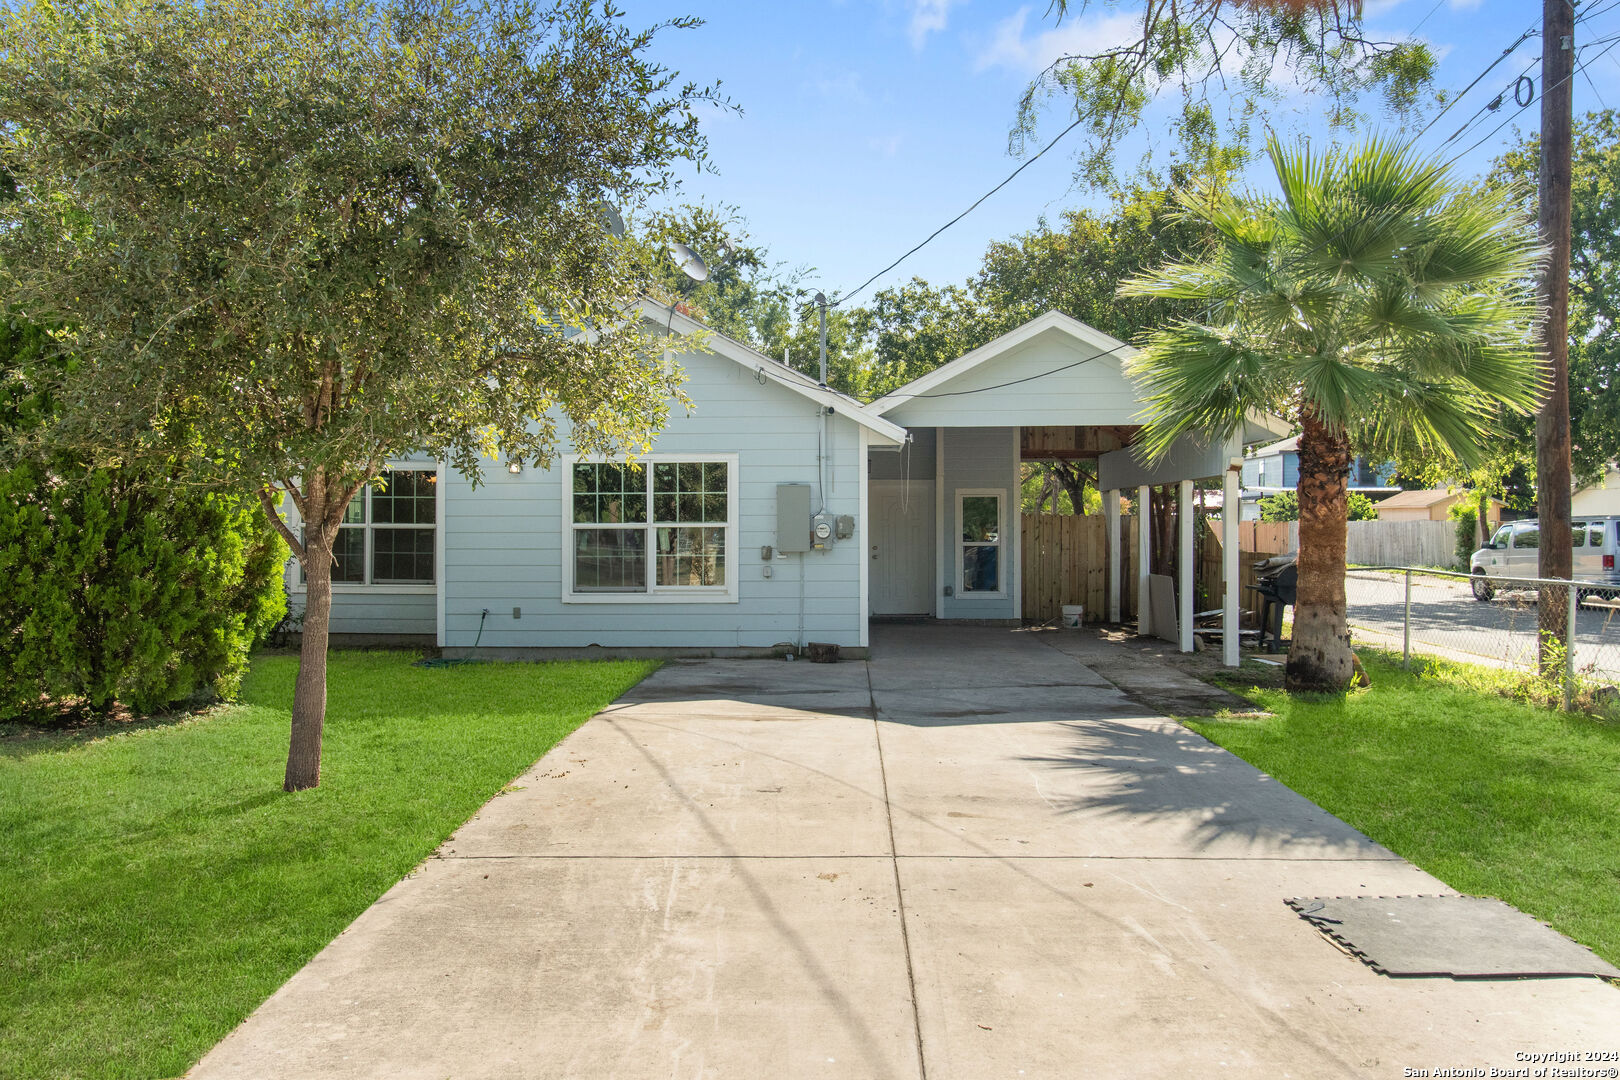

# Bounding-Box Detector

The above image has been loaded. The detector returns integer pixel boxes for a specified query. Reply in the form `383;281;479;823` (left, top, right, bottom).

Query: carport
863;310;1286;665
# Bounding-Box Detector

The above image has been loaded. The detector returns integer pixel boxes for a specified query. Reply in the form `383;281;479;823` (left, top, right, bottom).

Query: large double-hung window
567;455;738;602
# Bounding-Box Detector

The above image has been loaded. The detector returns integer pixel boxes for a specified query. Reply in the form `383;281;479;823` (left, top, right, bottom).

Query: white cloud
866;133;904;157
810;70;867;104
908;0;964;50
973;5;1142;75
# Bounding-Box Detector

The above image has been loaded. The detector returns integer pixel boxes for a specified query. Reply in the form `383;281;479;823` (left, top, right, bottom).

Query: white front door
871;480;934;615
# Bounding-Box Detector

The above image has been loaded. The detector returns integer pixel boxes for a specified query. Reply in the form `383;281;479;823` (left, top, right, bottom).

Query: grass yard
1187;654;1620;968
0;651;658;1080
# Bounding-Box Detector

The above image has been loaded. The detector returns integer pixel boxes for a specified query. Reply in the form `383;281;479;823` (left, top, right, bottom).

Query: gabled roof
863;309;1289;444
1375;488;1459;509
865;310;1133;416
633;299;907;446
1252;435;1300;456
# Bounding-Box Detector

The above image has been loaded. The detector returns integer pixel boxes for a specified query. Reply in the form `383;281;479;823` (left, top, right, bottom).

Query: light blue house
283;305;1284;662
1238;435;1397;519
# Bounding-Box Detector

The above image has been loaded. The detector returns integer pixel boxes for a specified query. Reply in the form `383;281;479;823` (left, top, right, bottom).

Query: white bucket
1061;604;1084;628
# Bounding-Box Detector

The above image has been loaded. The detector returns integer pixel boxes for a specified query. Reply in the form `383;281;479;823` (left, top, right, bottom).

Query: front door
871;481;933;615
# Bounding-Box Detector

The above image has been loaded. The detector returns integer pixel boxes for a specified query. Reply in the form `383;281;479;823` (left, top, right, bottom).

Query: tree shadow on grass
0;702;226;761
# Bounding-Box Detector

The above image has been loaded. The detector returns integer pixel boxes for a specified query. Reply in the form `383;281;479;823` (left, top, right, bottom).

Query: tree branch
258;485;305;561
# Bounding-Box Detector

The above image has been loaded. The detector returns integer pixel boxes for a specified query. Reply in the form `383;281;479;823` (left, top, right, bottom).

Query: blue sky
619;1;1620;303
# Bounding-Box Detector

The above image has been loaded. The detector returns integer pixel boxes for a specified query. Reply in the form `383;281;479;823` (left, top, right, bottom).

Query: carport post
1137;484;1153;636
1178;479;1194;653
1222;460;1240;667
1104;488;1122;623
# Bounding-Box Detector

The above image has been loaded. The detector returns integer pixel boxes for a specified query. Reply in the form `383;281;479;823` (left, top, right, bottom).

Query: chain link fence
1343;567;1620;706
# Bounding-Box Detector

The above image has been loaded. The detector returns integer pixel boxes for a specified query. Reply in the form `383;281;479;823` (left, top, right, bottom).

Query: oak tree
0;0;711;788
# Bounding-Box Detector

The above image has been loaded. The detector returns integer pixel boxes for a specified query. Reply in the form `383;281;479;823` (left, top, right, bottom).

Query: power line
1451;33;1620;162
1434;53;1540;152
1407;0;1446;38
832;114;1087;307
843;6;1618;406
841;9;1556;311
878;345;1122;401
1411;25;1540;144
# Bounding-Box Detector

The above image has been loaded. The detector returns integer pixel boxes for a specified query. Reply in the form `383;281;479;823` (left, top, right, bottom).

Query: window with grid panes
302;469;436;585
571;459;730;594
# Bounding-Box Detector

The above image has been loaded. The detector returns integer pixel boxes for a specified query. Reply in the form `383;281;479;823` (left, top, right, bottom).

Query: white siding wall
937;426;1019;621
441;347;867;649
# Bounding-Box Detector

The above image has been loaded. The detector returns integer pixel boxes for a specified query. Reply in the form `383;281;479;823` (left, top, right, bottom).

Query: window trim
290;463;439;594
561;453;740;605
955;487;1008;599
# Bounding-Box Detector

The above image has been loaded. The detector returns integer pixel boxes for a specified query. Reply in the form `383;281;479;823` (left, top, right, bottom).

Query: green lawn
0;651;658;1080
1187;655;1620;967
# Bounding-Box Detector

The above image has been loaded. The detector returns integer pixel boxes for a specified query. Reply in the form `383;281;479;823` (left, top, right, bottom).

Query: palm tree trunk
1287;407;1356;691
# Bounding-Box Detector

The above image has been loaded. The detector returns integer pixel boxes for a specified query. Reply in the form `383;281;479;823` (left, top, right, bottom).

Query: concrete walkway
191;626;1618;1079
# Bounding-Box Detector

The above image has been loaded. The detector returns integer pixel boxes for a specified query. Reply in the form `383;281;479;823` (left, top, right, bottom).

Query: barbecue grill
1248;554;1297;653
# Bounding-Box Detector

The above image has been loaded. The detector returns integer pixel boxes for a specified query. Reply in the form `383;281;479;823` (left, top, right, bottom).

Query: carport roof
864;310;1129;417
864;309;1287;445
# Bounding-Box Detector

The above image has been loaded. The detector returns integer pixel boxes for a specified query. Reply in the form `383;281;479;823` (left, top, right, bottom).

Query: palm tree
1119;137;1543;692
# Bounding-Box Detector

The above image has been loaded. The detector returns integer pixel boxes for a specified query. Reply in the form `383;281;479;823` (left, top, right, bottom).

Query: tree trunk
1287;408;1356;692
281;472;341;793
1150;484;1175;577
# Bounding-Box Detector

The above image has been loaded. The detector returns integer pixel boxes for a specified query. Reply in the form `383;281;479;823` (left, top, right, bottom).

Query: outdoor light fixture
507;461;522;475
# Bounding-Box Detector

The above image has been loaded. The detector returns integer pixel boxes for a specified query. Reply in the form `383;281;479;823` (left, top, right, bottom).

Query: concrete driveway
191;626;1618;1079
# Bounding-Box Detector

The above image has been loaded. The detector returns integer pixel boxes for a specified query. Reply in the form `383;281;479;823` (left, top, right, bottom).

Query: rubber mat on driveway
1286;895;1620;979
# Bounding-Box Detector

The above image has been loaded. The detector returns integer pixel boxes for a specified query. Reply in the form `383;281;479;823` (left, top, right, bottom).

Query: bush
0;461;287;718
1259;490;1298;521
1449;500;1479;569
1346;492;1377;520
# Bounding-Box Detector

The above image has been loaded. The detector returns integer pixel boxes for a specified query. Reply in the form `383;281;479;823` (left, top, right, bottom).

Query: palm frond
1125;320;1290;461
1125;133;1540;474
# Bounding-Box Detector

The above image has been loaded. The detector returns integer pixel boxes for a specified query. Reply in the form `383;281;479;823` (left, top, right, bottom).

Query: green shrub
0;461;287;718
1346;491;1377;520
1259;490;1298;521
1449;500;1478;568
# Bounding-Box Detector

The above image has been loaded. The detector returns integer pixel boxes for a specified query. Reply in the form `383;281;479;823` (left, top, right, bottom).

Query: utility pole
1537;0;1574;669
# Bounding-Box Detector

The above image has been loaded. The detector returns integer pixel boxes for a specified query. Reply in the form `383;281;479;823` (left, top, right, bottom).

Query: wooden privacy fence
1020;513;1112;624
1021;512;1283;626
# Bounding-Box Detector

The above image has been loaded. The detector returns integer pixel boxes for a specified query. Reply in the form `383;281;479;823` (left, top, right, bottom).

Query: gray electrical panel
776;484;811;552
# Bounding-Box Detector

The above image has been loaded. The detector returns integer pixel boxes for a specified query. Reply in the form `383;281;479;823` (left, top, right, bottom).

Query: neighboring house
1237;435;1397;520
1375;488;1504;526
280;305;1285;654
1572;465;1620;516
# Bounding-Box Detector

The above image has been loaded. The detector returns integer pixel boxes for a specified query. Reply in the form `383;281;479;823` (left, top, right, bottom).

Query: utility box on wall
776;484;811;553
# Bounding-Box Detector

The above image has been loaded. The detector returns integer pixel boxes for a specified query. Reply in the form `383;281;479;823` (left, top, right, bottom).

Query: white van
1470;516;1620;600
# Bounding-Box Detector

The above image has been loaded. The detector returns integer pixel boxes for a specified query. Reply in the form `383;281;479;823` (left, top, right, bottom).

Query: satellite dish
716;238;738;264
596;202;626;238
666;241;710;283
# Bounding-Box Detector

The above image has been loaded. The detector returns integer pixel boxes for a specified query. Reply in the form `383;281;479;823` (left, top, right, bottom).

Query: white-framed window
299;466;437;589
562;454;739;604
956;488;1006;597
